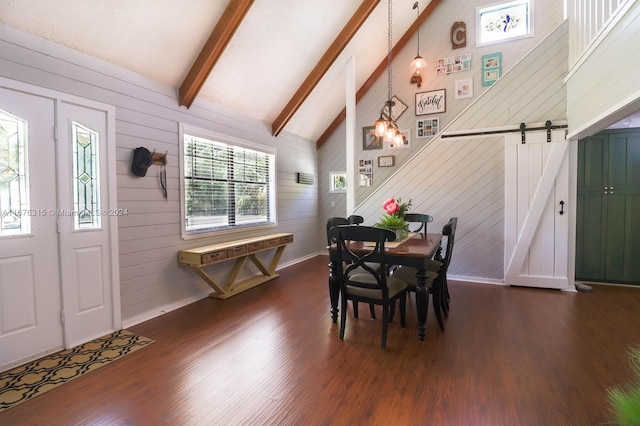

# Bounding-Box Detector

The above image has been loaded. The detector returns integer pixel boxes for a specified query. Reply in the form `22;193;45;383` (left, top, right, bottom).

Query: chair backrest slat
347;215;364;225
404;213;434;237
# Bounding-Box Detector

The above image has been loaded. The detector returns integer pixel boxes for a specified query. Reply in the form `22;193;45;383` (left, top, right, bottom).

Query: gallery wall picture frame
386;129;411;149
481;52;502;86
416;117;440;138
476;0;533;47
378;155;395;167
436;53;472;75
362;125;383;150
330;172;347;193
454;78;474;99
381;95;408;121
415;89;446;115
358;159;373;187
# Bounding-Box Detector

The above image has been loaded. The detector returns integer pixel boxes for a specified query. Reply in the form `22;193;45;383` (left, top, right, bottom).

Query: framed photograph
415;89;446;115
386;129;411;149
416;118;440;138
358;159;373;187
477;0;533;47
330;172;347;193
481;52;502;86
362;126;383;150
483;54;501;68
454;78;474;99
381;95;408;121
378;155;395;167
436;53;471;75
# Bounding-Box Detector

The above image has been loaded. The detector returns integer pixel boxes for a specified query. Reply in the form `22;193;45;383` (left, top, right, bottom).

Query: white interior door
57;101;119;348
505;129;570;289
0;88;64;370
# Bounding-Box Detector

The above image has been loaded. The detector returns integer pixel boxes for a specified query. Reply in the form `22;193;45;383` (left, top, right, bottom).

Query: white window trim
178;123;277;240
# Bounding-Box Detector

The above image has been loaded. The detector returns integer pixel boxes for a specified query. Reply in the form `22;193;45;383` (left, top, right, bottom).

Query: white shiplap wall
318;0;567;283
0;24;319;326
566;0;640;139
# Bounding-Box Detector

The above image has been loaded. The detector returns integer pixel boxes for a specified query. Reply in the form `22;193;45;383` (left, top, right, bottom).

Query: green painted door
576;130;640;284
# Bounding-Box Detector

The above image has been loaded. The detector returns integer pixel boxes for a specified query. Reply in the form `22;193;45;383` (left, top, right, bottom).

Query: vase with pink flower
375;197;412;240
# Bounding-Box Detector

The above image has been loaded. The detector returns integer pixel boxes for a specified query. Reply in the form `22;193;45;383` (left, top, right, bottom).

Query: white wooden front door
0;88;64;370
0;79;120;371
505;129;571;289
57;101;119;348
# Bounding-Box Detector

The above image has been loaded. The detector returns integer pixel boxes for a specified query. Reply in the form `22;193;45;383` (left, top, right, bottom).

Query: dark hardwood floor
3;255;640;425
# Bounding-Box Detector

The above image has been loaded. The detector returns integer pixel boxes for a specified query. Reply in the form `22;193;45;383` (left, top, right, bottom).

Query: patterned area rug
0;329;154;412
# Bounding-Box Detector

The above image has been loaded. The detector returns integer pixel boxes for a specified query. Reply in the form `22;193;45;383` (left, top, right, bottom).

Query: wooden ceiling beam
271;0;381;137
315;0;442;150
179;0;254;109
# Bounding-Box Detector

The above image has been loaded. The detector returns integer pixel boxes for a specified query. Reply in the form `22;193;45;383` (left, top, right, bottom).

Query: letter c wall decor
451;21;466;49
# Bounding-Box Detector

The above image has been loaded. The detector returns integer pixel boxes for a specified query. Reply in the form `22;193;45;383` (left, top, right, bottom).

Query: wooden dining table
327;232;442;340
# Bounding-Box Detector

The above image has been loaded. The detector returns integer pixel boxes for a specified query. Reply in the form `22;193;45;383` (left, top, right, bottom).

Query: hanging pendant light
384;123;396;144
410;2;427;88
373;0;405;144
393;128;404;146
374;112;388;137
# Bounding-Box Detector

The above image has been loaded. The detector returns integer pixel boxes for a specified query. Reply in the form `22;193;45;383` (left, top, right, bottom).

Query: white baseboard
122;293;208;329
123;252;324;329
448;275;505;286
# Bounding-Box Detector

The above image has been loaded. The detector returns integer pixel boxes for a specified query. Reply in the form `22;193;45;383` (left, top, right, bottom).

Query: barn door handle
559;200;565;215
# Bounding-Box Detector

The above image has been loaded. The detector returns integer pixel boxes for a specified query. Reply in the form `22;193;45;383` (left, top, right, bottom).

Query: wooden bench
178;233;294;299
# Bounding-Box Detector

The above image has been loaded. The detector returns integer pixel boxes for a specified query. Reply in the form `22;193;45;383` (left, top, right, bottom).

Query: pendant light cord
414;2;420;57
387;0;393;116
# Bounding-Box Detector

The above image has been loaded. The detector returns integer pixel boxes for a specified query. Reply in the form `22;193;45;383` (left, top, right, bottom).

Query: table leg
328;260;340;323
415;268;429;340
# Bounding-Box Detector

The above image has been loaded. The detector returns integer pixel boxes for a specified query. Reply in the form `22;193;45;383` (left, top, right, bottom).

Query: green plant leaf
608;348;640;425
609;386;640;425
374;215;408;230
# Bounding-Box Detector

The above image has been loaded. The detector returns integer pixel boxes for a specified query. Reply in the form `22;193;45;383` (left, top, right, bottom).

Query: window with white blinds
180;125;276;236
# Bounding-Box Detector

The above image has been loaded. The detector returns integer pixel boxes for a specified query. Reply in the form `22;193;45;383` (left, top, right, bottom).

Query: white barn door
505;129;570;289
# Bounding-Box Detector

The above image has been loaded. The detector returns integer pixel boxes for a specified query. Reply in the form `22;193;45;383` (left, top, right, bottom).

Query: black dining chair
330;225;408;349
391;217;457;331
326;217;377;319
437;217;457;314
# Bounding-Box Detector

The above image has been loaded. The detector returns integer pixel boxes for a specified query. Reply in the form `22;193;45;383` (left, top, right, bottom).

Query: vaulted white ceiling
0;0;434;141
